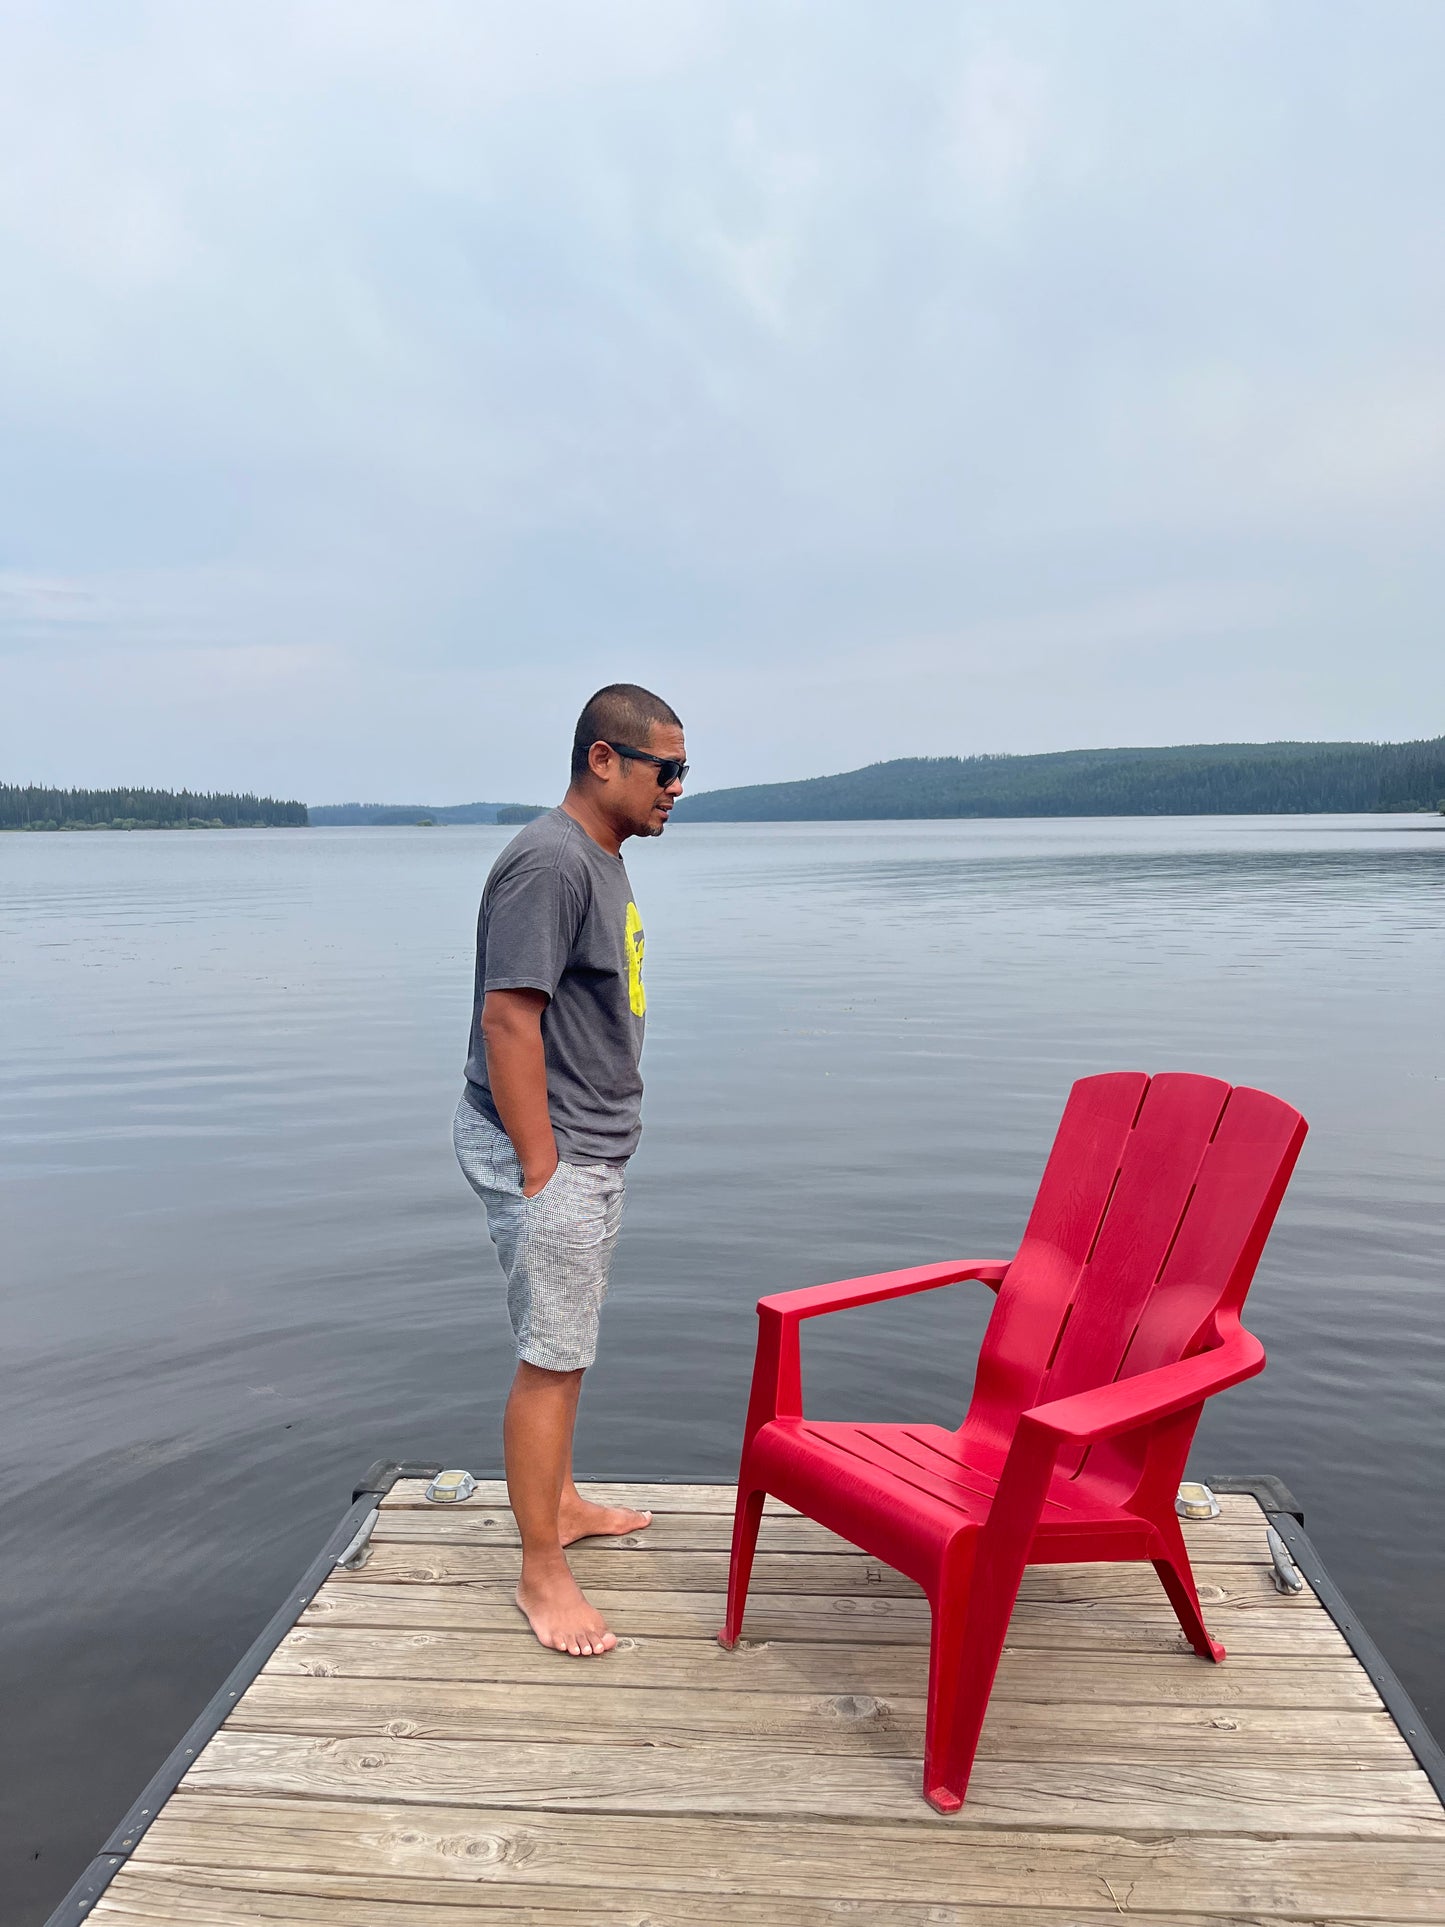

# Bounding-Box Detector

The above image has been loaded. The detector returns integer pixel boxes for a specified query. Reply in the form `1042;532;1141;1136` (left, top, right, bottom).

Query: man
453;683;686;1656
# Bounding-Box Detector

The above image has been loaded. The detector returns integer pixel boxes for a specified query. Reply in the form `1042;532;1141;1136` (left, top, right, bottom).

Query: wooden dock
88;1480;1445;1925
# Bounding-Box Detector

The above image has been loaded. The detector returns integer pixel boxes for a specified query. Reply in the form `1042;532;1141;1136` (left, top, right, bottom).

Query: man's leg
559;1429;652;1545
501;1160;651;1650
504;1360;618;1656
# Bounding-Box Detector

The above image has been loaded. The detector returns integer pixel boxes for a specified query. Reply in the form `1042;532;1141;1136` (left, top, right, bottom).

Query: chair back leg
1149;1511;1226;1662
718;1486;766;1649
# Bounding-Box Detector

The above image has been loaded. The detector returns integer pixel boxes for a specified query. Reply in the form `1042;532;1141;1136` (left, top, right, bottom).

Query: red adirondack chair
719;1071;1307;1812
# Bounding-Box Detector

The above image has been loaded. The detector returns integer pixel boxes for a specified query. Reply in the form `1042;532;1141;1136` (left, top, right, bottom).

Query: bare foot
560;1492;653;1545
514;1558;618;1657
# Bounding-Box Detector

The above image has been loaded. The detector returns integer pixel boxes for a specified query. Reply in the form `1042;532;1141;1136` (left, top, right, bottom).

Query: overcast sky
2;2;1442;804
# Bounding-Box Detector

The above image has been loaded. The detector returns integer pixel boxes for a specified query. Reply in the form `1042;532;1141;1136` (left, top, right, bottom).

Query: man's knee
513;1359;586;1392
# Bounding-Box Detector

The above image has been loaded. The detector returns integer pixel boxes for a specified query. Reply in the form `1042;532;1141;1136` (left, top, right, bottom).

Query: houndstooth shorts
452;1097;626;1372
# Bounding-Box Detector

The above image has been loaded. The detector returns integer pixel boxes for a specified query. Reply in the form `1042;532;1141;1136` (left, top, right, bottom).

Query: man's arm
480;988;558;1196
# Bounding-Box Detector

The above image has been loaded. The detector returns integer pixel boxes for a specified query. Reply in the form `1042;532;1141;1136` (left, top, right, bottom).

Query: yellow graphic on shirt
625;900;646;1017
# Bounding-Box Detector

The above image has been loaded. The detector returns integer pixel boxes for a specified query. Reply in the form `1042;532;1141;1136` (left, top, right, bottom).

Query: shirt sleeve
481;857;585;999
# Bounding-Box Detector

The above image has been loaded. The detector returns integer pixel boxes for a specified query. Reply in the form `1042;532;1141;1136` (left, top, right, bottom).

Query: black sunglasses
604;741;689;786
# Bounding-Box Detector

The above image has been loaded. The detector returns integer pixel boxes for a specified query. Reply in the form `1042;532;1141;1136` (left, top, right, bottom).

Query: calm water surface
2;816;1443;1918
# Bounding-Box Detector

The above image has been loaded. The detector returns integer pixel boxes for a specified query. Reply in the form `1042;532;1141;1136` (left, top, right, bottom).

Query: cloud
1;1;1442;798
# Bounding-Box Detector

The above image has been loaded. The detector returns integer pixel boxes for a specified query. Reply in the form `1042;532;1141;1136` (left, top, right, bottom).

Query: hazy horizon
4;4;1443;802
297;728;1441;813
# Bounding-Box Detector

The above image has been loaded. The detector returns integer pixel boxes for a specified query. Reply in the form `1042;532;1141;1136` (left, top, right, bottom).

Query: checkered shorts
453;1097;626;1372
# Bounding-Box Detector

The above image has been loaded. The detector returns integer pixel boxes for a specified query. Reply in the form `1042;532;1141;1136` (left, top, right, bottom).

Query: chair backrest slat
1040;1073;1230;1406
1122;1084;1307;1379
961;1072;1146;1454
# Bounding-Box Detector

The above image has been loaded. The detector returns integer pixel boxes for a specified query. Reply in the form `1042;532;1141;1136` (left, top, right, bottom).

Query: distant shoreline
10;739;1444;831
309;801;545;826
9;810;1442;836
312;738;1445;826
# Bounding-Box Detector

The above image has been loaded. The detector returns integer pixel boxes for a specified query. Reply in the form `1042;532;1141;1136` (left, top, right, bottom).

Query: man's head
568;683;686;841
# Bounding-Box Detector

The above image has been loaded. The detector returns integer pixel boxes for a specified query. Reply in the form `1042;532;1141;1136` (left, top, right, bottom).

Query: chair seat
751;1417;1159;1580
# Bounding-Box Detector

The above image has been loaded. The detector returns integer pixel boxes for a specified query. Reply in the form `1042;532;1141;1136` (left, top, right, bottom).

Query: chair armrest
758;1260;1010;1325
741;1261;1011;1440
964;1322;1269;1595
1022;1324;1267;1449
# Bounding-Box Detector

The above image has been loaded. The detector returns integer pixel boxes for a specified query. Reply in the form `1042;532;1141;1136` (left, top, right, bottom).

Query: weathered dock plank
89;1861;1431;1927
86;1485;1445;1925
122;1796;1445;1918
382;1478;800;1513
273;1618;1388;1705
316;1572;1350;1654
344;1541;1304;1602
376;1481;1273;1527
180;1726;1445;1834
370;1504;1276;1562
231;1672;1410;1763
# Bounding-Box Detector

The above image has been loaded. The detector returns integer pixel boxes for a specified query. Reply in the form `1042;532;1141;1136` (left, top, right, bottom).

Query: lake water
3;815;1443;1919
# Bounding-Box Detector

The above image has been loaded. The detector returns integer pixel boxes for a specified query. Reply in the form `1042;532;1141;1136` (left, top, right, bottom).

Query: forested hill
677;738;1445;823
2;785;307;829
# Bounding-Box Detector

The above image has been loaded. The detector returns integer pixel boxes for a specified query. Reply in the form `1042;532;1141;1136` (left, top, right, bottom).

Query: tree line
2;785;309;830
678;738;1445;822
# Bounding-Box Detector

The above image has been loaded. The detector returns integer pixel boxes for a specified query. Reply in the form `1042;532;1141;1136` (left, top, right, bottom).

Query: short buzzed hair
571;683;683;780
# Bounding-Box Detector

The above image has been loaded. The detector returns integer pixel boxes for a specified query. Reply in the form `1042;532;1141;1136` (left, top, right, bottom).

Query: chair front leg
719;1483;766;1649
922;1533;980;1813
718;1309;801;1652
924;1420;1058;1812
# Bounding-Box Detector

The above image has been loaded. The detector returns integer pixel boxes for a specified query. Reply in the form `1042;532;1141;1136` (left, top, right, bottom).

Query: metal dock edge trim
1209;1473;1445;1805
42;1458;442;1927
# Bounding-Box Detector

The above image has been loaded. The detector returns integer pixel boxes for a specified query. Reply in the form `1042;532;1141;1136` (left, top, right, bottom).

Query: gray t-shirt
463;807;646;1164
